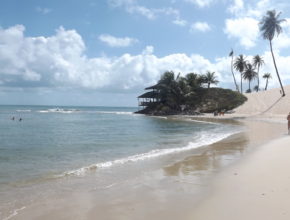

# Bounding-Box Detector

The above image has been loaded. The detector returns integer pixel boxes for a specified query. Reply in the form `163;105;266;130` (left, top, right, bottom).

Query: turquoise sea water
0;105;242;219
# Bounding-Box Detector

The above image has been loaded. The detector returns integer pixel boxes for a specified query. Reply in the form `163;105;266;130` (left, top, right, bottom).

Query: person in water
19;118;22;122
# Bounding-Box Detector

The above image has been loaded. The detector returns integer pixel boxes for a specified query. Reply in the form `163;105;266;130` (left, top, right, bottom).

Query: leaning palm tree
234;54;247;93
252;55;265;91
243;63;258;93
203;71;219;88
229;49;239;92
263;73;272;90
259;10;286;96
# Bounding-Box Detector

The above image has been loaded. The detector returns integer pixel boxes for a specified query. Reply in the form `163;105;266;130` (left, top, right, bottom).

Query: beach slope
233;85;290;117
190;136;290;220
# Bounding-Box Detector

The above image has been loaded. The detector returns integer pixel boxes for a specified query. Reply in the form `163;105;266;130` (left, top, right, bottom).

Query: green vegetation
228;10;285;95
233;54;247;93
137;9;287;116
243;63;258;93
137;71;247;115
263;73;272;90
252;55;264;91
229;49;239;92
259;10;286;97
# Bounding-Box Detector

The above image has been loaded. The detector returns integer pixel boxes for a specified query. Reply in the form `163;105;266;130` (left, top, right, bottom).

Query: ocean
0;105;243;219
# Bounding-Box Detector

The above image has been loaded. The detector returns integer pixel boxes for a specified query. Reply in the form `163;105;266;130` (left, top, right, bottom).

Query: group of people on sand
213;110;226;117
11;116;22;122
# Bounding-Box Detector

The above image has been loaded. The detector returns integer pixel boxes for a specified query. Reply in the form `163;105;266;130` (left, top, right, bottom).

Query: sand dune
233;85;290;117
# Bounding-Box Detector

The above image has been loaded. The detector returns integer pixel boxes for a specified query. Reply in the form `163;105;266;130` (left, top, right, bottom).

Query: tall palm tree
203;71;219;88
243;63;258;92
252;55;265;91
259;10;286;96
234;54;247;93
229;49;239;92
263;73;272;90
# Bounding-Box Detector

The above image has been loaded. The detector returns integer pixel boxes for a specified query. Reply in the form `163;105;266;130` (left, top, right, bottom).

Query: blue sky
1;0;290;106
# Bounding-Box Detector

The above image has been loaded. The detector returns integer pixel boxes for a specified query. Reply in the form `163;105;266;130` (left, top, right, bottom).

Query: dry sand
233;84;290;117
189;85;290;220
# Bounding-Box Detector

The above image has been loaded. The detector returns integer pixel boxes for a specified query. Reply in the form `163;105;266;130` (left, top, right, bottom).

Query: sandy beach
188;85;290;220
4;86;290;220
190;136;290;220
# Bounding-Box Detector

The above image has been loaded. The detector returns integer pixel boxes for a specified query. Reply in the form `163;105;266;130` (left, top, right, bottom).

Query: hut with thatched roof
137;84;161;108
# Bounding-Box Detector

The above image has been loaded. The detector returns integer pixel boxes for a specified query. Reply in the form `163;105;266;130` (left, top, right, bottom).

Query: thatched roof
138;91;159;98
145;84;160;90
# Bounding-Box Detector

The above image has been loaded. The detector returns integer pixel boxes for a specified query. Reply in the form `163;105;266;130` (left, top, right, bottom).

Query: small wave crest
2;206;26;220
61;130;241;177
38;108;80;114
16;110;31;112
189;119;220;125
94;111;133;115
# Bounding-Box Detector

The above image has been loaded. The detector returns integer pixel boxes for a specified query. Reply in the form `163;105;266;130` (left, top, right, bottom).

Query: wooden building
137;84;160;108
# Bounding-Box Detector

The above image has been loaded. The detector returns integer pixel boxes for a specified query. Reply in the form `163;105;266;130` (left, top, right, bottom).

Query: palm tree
252;55;265;91
203;71;219;88
263;73;272;90
234;54;247;93
185;72;200;89
259;10;286;96
243;63;258;92
229;49;239;92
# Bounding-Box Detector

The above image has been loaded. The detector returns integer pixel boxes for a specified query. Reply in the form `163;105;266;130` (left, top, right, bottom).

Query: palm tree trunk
269;40;285;96
257;66;260;91
265;78;268;90
208;83;210;89
240;73;243;93
249;80;251;92
231;56;239;92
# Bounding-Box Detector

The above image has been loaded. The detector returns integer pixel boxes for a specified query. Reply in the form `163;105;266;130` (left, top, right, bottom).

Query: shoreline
4;114;288;220
185;114;290;220
189;134;290;220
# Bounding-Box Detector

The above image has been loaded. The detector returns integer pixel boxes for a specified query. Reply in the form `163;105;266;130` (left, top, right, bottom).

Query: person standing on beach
287;112;290;134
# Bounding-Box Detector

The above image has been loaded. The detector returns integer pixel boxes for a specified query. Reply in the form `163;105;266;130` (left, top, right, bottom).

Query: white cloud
191;22;211;32
99;34;138;47
255;51;290;89
36;7;52;15
224;17;259;49
1;25;290;93
184;0;214;8
108;0;182;24
0;25;229;92
173;17;188;26
272;18;290;50
127;5;156;19
227;0;244;15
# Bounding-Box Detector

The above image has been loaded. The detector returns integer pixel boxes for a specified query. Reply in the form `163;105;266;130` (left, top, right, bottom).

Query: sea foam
38;108;79;114
61;130;241;177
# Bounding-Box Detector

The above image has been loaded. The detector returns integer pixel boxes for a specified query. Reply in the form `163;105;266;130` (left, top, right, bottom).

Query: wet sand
189;134;290;220
9;117;286;220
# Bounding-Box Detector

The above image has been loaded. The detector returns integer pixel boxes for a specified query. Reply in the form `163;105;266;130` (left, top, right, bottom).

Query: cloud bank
99;34;138;47
0;25;289;93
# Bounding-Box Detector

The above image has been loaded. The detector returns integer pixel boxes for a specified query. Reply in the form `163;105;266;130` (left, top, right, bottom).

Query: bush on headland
136;71;247;115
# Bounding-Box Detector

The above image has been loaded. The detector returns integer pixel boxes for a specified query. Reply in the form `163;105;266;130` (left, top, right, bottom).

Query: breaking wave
61;130;241;177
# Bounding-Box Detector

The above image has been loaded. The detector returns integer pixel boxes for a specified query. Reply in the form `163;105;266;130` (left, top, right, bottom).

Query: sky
1;0;290;107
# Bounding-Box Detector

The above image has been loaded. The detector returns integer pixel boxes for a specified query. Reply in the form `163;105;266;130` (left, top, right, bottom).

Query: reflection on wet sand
163;118;285;178
163;133;249;177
